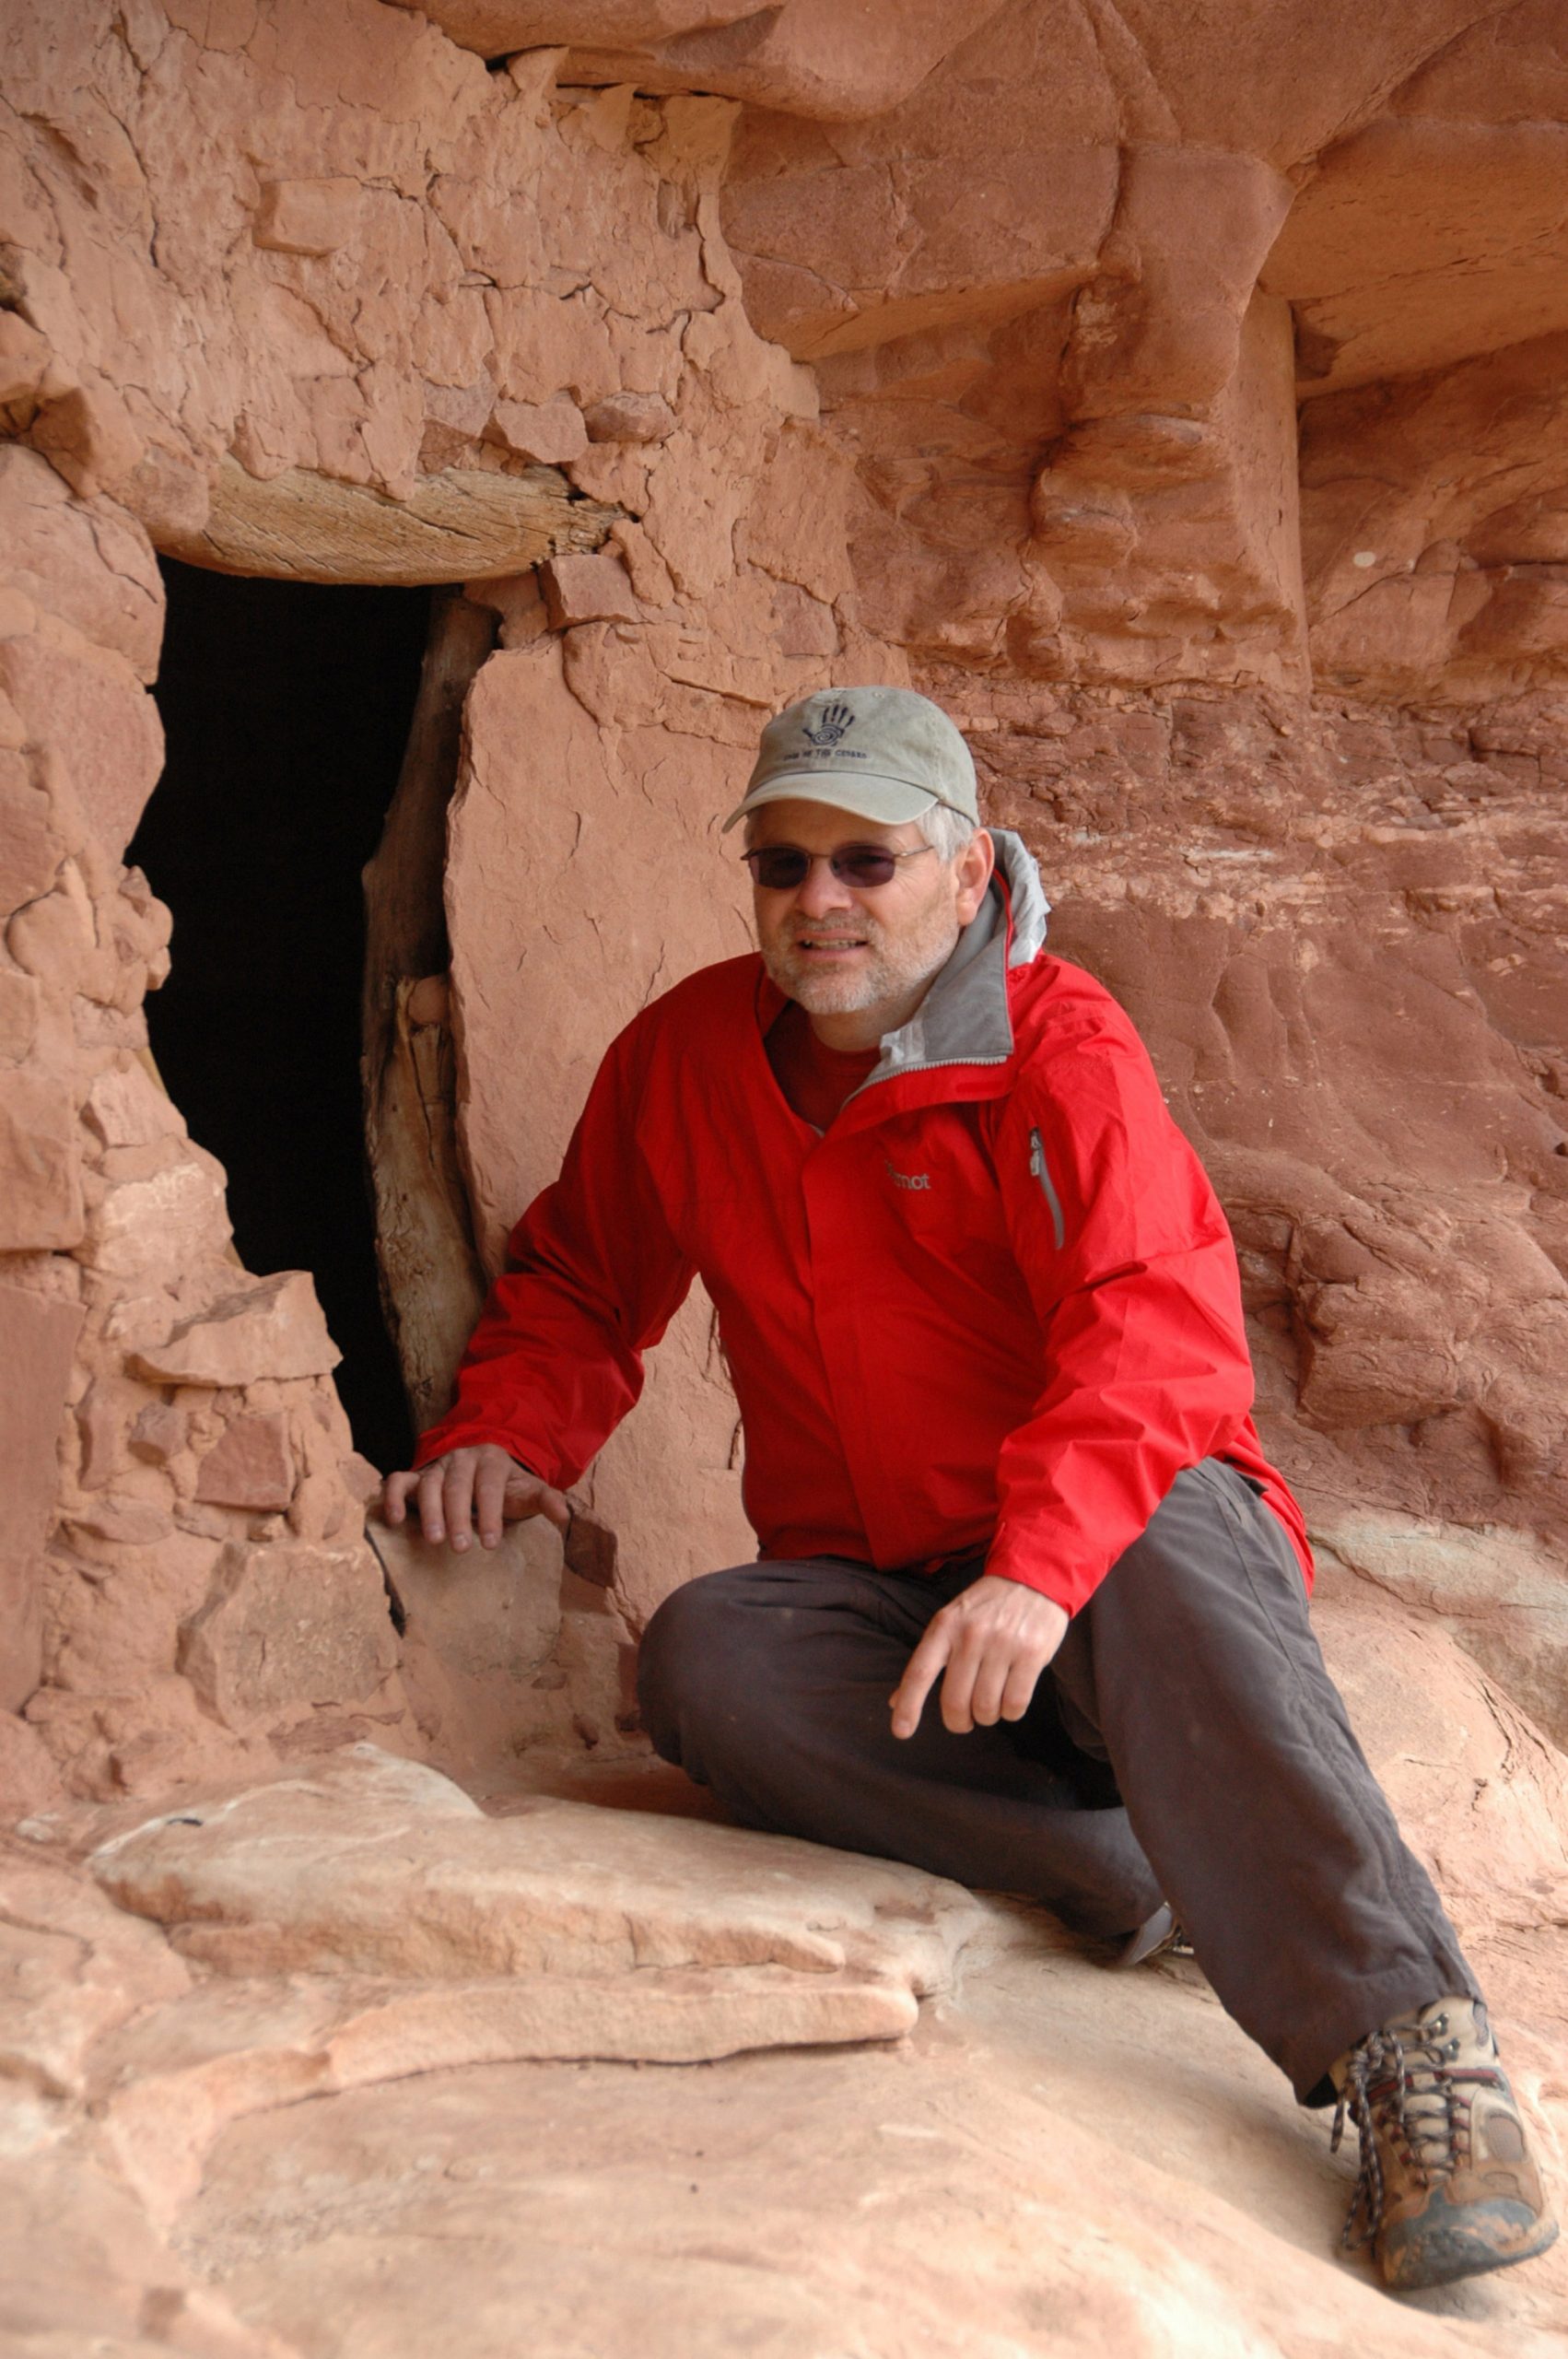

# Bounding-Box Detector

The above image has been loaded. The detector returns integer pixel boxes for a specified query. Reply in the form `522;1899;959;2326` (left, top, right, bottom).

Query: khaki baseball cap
721;686;978;832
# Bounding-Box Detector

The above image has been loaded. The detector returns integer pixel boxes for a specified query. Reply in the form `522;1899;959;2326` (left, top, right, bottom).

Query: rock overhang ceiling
370;0;1568;696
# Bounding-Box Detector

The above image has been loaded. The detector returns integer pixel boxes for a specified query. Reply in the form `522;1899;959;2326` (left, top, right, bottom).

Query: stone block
0;633;163;860
540;552;640;628
128;1402;188;1466
0;1285;84;1708
0;968;39;1066
369;1515;567;1778
771;579;838;657
423;380;494;439
488;396;589;464
0;1071;84;1250
77;1150;232;1280
583;391;676;445
340;1450;381;1501
5;880;93;991
179;1540;401;1731
253;177;364;255
0;312;51;408
63;1496;174;1547
0;1709;64;1814
76;1379;128;1489
92;1743;982;1994
193;1414;297;1511
29;380;144;500
130;1272;340;1388
463;570;548;647
0;784;64;916
83;1062;185;1150
0;445;164;680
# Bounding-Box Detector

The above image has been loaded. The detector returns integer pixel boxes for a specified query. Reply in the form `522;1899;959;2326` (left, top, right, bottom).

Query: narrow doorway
132;560;431;1473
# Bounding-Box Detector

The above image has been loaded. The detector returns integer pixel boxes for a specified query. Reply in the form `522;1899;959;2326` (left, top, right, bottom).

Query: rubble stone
130;1273;340;1389
252;177;365;256
583;391;677;445
539;552;641;628
487;397;588;464
193;1416;297;1513
178;1542;402;1730
128;1403;188;1466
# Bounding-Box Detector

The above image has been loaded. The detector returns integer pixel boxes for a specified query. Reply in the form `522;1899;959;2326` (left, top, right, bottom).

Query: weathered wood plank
362;592;494;1431
170;459;618;585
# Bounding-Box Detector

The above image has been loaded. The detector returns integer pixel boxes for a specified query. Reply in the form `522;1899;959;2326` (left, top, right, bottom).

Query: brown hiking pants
637;1458;1479;2103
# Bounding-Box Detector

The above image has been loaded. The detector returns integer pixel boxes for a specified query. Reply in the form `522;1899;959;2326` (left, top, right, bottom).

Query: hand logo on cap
801;700;855;749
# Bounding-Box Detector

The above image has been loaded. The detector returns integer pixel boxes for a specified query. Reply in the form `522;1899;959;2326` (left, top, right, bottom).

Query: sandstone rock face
0;1852;190;2097
1298;335;1568;699
63;1742;987;2223
0;1608;1557;2352
92;1742;978;1995
395;0;1012;119
962;679;1568;1590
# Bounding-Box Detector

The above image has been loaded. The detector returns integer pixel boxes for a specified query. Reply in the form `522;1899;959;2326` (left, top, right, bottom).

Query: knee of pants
636;1567;764;1762
1095;1462;1303;1632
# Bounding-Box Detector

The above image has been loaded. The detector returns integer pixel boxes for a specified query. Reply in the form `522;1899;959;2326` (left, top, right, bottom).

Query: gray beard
762;915;960;1021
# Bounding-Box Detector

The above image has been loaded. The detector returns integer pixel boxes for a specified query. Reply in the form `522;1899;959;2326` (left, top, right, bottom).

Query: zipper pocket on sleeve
1027;1126;1066;1249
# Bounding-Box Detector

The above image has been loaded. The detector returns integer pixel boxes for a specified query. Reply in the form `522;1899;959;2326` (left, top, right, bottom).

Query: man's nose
793;855;857;919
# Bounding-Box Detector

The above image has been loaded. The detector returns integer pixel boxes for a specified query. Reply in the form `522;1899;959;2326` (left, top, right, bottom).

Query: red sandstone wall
1;0;1564;1798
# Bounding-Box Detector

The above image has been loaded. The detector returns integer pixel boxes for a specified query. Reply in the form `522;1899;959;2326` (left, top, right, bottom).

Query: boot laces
1329;2007;1491;2250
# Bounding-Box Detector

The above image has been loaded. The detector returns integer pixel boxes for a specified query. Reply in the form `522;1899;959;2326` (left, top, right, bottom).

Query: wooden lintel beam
166;457;620;586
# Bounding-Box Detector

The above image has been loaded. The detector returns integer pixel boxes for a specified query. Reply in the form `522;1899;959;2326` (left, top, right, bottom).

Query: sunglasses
741;843;936;891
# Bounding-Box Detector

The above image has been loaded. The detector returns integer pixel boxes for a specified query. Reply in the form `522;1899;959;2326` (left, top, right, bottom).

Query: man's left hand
890;1574;1069;1739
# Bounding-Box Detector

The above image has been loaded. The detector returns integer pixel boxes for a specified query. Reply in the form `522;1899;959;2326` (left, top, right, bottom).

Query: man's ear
954;828;996;923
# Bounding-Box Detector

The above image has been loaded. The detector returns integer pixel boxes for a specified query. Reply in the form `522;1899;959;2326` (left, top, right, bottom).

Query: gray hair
919;802;978;863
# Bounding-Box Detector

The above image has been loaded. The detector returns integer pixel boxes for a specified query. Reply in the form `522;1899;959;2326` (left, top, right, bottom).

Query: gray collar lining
855;830;1050;1094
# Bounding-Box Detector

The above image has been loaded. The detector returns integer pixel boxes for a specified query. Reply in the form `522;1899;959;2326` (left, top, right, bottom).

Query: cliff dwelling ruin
1;1;1566;2349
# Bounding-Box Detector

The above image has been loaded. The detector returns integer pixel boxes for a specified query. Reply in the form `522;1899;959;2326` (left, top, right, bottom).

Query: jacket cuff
982;1531;1096;1617
411;1421;556;1485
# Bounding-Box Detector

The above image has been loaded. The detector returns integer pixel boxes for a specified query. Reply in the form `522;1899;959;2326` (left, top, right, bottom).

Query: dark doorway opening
133;560;431;1473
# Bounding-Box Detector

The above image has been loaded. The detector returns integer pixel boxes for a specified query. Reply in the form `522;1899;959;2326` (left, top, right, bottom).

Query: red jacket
416;836;1312;1614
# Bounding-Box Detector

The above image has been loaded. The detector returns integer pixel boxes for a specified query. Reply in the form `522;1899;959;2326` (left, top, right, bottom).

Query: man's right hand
380;1445;570;1554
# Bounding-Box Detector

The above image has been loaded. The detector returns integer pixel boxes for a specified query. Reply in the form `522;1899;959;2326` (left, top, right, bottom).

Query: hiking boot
1331;1994;1558;2291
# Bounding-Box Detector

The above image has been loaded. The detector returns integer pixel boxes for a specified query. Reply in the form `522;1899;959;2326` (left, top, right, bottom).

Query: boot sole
1381;2210;1559;2293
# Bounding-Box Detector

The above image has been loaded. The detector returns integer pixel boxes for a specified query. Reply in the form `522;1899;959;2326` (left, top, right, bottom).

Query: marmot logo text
885;1163;931;1191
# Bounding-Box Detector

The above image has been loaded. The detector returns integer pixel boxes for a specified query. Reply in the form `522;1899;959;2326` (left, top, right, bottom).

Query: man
385;686;1554;2294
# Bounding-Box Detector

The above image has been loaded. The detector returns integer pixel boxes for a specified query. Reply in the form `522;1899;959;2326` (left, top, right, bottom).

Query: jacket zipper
1028;1126;1066;1249
842;1048;1011;1109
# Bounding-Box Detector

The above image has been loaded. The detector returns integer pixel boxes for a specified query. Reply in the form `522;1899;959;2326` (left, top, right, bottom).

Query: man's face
747;798;989;1030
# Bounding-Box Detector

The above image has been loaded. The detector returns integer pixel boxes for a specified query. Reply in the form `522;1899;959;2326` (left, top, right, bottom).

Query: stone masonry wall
0;0;897;1796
